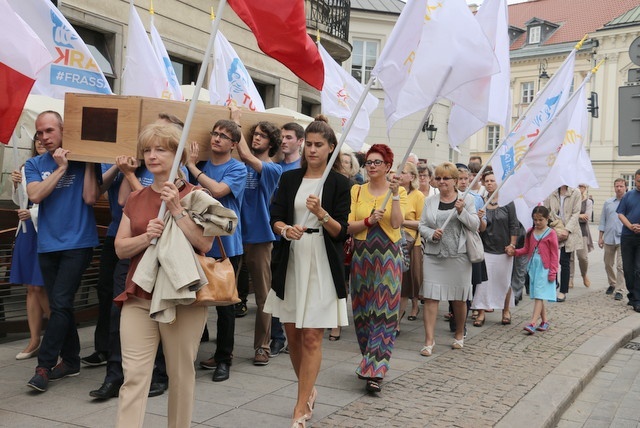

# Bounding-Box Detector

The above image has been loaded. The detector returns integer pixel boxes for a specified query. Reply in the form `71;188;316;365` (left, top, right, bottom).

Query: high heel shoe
306;387;317;419
291;415;307;428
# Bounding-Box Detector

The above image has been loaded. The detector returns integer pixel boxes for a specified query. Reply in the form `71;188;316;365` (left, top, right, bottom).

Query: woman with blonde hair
340;151;360;184
419;162;479;356
114;123;214;427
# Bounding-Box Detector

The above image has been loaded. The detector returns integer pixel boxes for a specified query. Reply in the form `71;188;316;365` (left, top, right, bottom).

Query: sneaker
606;285;615;295
269;339;286;358
536;322;550;332
199;357;217;370
615;290;624;301
253;348;269;366
234;302;248;318
523;324;536;335
27;367;49;392
49;361;80;381
81;351;108;367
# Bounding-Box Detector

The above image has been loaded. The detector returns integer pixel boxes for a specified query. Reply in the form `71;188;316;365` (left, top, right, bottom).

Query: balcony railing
306;0;350;43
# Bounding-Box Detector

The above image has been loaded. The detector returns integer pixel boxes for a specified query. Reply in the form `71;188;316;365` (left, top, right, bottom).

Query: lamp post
422;114;438;142
538;59;550;90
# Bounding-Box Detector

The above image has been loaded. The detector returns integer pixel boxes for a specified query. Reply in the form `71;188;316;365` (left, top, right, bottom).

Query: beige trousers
604;243;626;290
116;297;207;428
243;242;273;351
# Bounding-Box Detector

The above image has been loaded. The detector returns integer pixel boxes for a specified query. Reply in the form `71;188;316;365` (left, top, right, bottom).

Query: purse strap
214;236;227;259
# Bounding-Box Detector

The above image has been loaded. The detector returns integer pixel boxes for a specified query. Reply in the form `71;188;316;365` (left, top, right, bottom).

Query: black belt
304;228;321;234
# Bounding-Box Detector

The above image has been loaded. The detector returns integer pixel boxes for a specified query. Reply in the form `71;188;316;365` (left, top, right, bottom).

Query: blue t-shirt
617;188;640;236
201;158;247;257
277;158;301;173
242;161;282;243
25;154;99;253
101;163;124;237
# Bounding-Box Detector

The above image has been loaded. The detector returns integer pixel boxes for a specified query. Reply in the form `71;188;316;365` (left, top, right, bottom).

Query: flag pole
11;126;28;233
152;1;227;242
298;75;376;225
480;58;604;210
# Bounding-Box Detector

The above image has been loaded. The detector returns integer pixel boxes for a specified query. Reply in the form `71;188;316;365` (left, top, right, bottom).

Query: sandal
408;307;420;321
471;310;479;320
473;317;485;327
443;312;453;321
366;379;382;393
451;338;464;349
501;313;511;325
419;343;434;357
329;327;341;341
306;387;317;418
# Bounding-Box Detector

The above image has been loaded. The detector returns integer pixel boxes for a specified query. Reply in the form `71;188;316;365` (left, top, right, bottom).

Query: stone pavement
1;228;639;427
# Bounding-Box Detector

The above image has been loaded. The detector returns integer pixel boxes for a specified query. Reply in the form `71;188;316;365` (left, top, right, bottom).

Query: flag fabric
523;80;598;206
227;0;324;90
209;31;265;111
372;0;498;132
492;49;577;206
447;0;510;147
318;43;378;151
8;0;111;98
150;19;183;101
122;3;173;98
0;0;51;144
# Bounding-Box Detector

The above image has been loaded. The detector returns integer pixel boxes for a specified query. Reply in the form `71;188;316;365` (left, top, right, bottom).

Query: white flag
372;0;498;132
122;4;172;98
523;81;598;205
209;32;265;111
493;49;576;206
7;0;112;98
447;0;510;147
150;19;183;101
318;43;378;151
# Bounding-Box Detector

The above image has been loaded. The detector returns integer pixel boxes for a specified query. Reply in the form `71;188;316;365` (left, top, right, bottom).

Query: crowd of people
8;108;640;427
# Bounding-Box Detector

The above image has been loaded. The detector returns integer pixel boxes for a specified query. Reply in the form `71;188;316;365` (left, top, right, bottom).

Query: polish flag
0;0;51;144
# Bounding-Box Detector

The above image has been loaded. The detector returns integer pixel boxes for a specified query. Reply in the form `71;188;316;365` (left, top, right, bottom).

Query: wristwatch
173;210;188;221
320;213;330;224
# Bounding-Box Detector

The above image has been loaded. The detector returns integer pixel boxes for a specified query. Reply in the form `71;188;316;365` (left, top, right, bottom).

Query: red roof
509;0;640;49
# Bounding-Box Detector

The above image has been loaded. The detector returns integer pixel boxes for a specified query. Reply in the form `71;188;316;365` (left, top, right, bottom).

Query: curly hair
249;121;281;157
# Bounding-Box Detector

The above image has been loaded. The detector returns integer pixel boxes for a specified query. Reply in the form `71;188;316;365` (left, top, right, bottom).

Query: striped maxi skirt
350;224;402;380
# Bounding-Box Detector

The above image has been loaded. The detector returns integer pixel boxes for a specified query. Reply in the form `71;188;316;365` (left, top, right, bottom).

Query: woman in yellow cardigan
348;144;406;393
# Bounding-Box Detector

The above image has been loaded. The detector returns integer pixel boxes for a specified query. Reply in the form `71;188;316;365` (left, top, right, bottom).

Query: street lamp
422;114;438;142
538;59;550;89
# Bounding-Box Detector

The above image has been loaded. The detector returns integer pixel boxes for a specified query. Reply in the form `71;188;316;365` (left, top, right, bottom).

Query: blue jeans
38;248;94;370
621;234;640;305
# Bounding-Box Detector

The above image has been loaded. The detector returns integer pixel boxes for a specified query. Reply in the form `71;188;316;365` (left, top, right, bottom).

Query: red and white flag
318;43;378;151
372;0;498;132
209;31;265;111
0;0;51;144
122;3;173;98
8;0;112;98
227;0;324;90
447;0;511;147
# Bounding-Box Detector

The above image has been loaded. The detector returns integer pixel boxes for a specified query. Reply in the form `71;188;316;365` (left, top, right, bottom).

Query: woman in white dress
265;116;351;428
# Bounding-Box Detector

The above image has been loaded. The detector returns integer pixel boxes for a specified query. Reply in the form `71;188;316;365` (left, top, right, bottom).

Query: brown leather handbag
194;237;240;306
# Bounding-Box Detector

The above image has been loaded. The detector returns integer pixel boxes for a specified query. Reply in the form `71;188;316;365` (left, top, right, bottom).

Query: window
529;26;541;44
622;174;636;190
351;39;378;84
521;82;534;104
301;99;321;118
254;81;276;109
170;57;199;85
75;27;115;87
487;125;500;151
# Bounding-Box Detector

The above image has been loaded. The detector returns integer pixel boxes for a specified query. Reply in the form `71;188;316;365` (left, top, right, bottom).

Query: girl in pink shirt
507;206;559;334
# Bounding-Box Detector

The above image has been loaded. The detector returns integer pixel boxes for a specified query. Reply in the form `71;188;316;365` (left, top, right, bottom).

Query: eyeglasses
210;131;232;141
434;176;453;181
253;131;268;139
364;159;385;167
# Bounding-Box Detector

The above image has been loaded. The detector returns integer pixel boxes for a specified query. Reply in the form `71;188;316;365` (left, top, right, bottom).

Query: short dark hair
158;112;184;129
614;178;627;186
469;155;482;164
213;120;242;143
282;122;304;140
36;110;63;129
250;121;281;157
